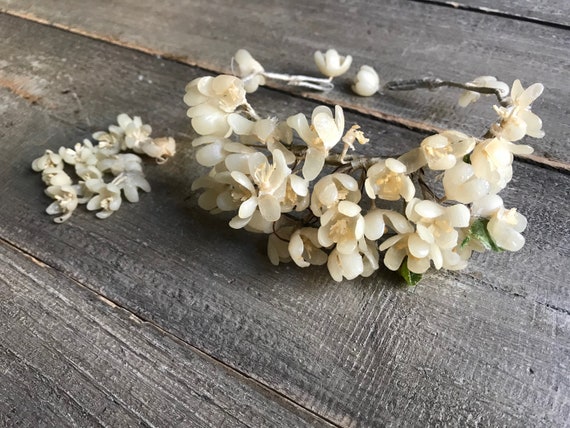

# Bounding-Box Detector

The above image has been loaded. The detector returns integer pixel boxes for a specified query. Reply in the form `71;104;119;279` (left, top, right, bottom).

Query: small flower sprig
32;114;176;222
187;48;544;285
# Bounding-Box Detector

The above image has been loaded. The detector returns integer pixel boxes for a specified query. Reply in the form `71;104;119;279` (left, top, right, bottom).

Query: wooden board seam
0;236;341;428
410;0;570;31
1;9;568;174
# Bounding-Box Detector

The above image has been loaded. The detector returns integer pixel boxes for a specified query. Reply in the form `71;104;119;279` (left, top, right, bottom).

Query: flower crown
32;48;544;286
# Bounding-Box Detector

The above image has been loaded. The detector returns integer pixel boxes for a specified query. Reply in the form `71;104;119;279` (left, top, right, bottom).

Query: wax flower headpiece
186;48;543;285
32;47;544;286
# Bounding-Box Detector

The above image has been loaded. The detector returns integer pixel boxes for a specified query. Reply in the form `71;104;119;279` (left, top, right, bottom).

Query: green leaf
462;154;471;164
465;218;504;252
398;258;423;286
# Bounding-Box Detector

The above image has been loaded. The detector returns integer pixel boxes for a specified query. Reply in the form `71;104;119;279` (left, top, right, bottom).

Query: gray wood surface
415;0;570;27
0;0;569;169
0;240;329;427
1;12;569;427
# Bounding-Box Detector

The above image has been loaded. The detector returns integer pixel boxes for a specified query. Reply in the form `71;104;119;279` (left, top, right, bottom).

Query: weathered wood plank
1;0;569;168
0;240;332;427
415;0;570;28
1;14;569;427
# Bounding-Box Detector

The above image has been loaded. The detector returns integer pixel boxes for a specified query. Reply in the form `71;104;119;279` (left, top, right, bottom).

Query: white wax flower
115;114;153;152
363;209;413;241
326;237;379;282
327;247;363;282
471;195;527;252
45;184;79;223
32;150;62;172
314;49;352;78
420;130;476;171
492;79;544;141
310;173;360;217
365;158;415;202
227;115;295;164
234;49;266;93
287;105;345;180
41;167;72;187
318;200;365;255
442;161;490;203
458;76;509;107
140;137;176;164
359;238;380;278
228;149;291;228
85;179;123;219
352;65;380;97
280;174;310;213
191;171;234;213
193;136;255;167
92;130;122;155
59;139;98;166
380;198;470;274
185;75;247;137
267;227;293;265
288;227;328;268
98;153;143;175
116;172;151;203
76;164;103;181
470;137;533;194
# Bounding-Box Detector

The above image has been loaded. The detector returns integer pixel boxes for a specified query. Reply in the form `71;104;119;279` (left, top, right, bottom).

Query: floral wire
384;78;510;107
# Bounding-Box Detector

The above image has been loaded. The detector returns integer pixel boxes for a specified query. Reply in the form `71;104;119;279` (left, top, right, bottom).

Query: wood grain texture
415;0;570;28
0;240;332;427
1;14;569;426
0;0;569;168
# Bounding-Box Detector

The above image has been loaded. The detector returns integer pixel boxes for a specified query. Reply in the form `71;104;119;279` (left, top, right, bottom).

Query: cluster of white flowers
189;49;543;285
32;114;176;222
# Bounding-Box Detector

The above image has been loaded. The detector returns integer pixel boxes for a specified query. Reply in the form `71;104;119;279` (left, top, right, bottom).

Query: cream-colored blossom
115;114;152;151
314;49;352;78
267;227;293;265
115;172;151;203
140;137;176;164
41;167;72;187
287;105;345;180
352;65;380;97
227;115;295;164
318;200;365;254
280;174;310;213
363;209;413;241
44;184;79;223
380;198;470;273
420;131;476;171
228;149;290;228
184;75;247;137
442;161;490;203
85;179;122;219
92;130;122;154
234;49;266;93
327;237;379;282
359;238;380;278
492;79;544;141
32;150;63;172
365;158;415;202
192;136;255;168
288;227;328;267
458;76;509;107
191;170;233;213
59;139;98;166
471;195;527;251
98;153;143;175
310;173;360;217
470;137;533;193
75;164;104;181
